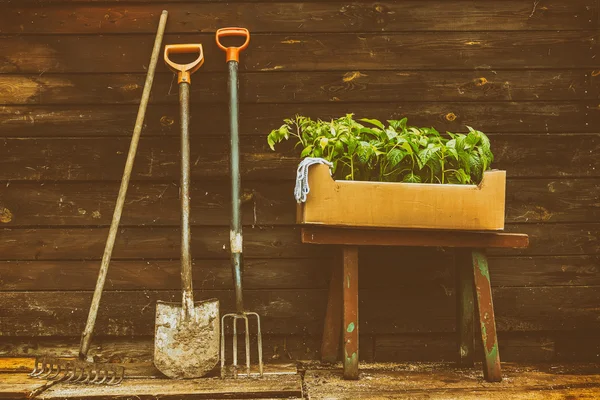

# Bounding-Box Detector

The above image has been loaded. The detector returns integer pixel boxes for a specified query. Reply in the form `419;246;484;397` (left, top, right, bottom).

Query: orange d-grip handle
215;28;250;63
164;44;204;84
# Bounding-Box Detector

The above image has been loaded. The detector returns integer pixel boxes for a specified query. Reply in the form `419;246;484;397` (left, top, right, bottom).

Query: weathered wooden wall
0;0;599;364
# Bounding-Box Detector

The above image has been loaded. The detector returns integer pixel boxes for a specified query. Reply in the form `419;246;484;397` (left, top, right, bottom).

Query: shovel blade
154;298;220;379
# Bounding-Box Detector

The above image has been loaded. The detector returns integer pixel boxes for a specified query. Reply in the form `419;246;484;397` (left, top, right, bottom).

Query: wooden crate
296;164;506;230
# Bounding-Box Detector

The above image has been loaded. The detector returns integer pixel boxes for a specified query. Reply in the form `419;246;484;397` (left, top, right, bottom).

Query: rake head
220;311;263;378
30;356;124;385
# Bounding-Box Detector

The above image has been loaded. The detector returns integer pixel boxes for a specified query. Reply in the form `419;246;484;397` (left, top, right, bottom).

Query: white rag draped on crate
294;157;334;203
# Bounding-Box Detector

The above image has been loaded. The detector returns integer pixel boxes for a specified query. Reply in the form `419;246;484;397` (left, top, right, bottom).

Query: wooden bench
300;226;530;382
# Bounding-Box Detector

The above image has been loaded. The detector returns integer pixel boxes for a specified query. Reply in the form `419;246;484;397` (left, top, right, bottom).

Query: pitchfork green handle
216;27;250;313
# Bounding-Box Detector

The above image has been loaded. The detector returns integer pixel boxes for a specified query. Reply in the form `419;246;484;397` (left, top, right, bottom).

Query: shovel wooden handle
164;44;204;84
216;27;250;63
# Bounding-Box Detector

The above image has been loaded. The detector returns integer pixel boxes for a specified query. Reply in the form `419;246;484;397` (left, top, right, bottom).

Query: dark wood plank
375;333;555;363
0;70;594;105
1;179;597;227
0;226;323;260
456;249;475;367
301;227;529;249
321;256;342;363
342;246;359;380
472;250;502;382
0;32;595;73
1;102;597;137
359;253;600;289
1;135;598;181
507;178;600;223
498;223;600;256
0;259;329;291
1;255;598;292
2;1;595;34
361;286;600;334
0;181;295;227
2;286;600;337
0;334;376;364
0;290;327;337
0;223;595;262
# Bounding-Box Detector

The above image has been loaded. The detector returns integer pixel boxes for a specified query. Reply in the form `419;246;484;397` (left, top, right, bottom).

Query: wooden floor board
2;361;600;399
304;362;600;399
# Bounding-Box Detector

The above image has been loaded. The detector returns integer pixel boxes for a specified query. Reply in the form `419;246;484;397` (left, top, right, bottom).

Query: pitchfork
216;27;264;379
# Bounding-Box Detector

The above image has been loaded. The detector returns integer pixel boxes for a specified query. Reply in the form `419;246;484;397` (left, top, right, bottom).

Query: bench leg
321;252;343;363
455;249;475;367
342;246;359;380
472;249;502;382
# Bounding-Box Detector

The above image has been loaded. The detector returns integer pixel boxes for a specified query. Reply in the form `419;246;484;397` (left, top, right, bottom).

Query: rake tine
73;364;87;383
30;357;49;377
109;367;124;386
89;367;101;384
29;356;42;376
38;362;55;379
92;368;107;385
41;361;60;380
47;361;63;380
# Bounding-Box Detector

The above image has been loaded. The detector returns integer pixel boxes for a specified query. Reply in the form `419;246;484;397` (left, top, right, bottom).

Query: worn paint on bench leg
321;253;343;363
456;248;475;367
343;246;359;380
472;249;502;382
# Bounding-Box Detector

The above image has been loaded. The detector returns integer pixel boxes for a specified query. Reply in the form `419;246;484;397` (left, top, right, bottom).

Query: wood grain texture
0;335;376;364
2;1;595;34
362;285;600;334
1;102;597;137
304;364;600;399
0;255;598;291
0;179;597;227
0;226;323;260
342;246;359;379
0;181;295;226
0;32;595;73
472;250;502;382
0;135;598;181
1;286;599;336
0;70;595;105
300;227;529;248
36;374;303;399
0;223;596;261
375;333;555;363
321;257;342;363
0;259;330;291
456;249;475;367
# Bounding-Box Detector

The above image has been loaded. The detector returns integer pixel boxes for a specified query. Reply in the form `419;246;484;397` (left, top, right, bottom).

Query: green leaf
300;145;313;157
267;132;276;151
359;118;385;130
319;137;329;150
403;173;421;183
385;128;398;140
387;148;406;167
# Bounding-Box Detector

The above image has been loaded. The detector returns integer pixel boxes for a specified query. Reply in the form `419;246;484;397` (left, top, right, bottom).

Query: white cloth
294;157;333;203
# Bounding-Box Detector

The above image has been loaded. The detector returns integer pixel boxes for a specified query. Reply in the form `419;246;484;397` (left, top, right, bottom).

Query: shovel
154;44;220;379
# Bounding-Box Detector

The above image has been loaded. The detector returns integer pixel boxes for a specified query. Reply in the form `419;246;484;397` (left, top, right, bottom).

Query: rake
29;11;168;385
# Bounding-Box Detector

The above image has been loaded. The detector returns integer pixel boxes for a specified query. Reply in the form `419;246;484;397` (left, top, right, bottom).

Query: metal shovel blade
154;298;220;379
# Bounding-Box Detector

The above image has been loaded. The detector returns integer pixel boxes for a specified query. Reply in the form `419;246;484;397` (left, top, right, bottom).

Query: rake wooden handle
79;10;168;360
